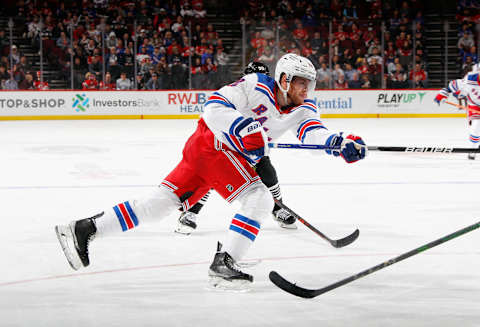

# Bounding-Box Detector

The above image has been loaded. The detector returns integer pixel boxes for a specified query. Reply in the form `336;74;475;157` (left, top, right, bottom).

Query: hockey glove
434;88;449;105
234;117;268;160
325;133;367;163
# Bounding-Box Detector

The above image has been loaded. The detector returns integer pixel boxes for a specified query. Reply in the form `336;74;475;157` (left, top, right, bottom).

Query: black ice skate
208;242;253;290
55;213;100;270
174;211;197;235
272;203;297;229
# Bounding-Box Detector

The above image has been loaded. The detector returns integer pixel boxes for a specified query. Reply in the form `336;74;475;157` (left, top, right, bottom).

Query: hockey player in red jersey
55;54;367;289
175;61;299;235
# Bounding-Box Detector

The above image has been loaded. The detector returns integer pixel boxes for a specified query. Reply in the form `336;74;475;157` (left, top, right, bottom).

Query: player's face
288;76;309;105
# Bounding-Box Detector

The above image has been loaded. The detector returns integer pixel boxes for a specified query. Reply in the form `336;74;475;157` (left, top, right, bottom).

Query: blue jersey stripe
229;225;256;241
124;201;138;226
113;206;128;231
234;213;261;229
205;99;236;109
255;87;276;106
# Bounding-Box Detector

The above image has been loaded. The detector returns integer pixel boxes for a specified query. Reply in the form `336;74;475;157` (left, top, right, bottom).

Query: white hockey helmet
274;53;316;101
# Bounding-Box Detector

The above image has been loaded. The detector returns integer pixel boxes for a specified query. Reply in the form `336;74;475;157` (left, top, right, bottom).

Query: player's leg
208;183;273;289
255;156;297;229
55;186;181;270
205;150;273;288
468;117;480;160
55;120;210;271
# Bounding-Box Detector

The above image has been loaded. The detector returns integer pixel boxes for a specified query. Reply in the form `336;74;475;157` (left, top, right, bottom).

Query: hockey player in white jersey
175;61;298;235
55;53;367;289
434;64;480;159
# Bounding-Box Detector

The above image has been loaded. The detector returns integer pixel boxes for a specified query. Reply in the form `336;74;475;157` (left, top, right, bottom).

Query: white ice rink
1;118;479;327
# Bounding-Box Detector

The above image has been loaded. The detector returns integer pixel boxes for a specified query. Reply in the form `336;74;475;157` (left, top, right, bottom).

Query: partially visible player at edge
54;54;367;290
175;61;298;235
434;63;480;160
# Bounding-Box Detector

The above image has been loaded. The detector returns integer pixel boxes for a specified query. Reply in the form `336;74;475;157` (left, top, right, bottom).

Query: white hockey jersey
448;72;480;118
202;73;336;164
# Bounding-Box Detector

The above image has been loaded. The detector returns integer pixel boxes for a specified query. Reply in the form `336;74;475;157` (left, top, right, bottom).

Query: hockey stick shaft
445;100;480;113
270;220;480;298
274;200;359;248
268;143;480;153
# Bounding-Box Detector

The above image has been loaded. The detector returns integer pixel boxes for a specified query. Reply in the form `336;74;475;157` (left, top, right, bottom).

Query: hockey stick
269;220;480;299
268;143;480;153
274;199;359;248
445;100;480;113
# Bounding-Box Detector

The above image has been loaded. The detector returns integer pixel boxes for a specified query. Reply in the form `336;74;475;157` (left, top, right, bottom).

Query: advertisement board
0;90;465;120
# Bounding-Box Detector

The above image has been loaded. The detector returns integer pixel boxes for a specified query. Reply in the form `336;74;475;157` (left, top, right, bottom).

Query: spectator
33;71;49;90
332;63;344;82
344;63;357;82
316;62;331;89
368;57;382;88
135;73;146;90
88;55;102;78
19;72;34;90
409;63;427;88
348;72;362;88
99;72;115;90
4;77;18;90
215;47;231;86
334;74;348;89
82;72;99;90
360;74;371;88
458;31;475;52
145;72;162;90
191;57;204;89
170;57;188;89
257;46;275;74
116;72;132;90
8;45;21;66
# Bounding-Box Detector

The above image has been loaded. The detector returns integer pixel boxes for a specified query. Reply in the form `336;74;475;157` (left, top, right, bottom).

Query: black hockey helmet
243;61;270;76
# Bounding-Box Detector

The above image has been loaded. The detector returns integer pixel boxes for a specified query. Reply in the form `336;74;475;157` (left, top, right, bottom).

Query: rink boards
0;89;465;120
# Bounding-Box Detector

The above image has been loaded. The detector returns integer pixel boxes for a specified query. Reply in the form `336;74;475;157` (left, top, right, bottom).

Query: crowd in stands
457;0;480;75
0;0;232;90
242;0;428;89
0;1;471;90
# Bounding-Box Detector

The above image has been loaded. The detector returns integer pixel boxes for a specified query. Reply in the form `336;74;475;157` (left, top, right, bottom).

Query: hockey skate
174;211;197;235
272;204;297;229
208;242;253;291
55;216;98;270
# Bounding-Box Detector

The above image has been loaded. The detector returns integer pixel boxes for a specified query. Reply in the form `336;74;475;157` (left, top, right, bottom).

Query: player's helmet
244;61;270;76
274;53;316;101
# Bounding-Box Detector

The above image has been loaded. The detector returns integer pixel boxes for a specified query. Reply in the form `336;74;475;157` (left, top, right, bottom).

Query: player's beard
287;90;307;107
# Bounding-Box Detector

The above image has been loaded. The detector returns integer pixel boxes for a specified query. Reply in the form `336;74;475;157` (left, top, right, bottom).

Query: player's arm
293;106;367;164
434;79;464;105
202;75;267;162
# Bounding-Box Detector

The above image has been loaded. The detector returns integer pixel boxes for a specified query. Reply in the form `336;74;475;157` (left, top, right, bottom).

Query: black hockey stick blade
269;220;480;299
269;271;320;298
274;199;359;248
330;228;360;248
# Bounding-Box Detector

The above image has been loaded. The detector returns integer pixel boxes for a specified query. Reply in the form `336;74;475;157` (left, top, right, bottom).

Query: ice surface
0;118;479;327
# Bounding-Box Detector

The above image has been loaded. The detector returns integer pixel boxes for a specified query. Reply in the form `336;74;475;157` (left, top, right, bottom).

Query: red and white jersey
202;73;336;162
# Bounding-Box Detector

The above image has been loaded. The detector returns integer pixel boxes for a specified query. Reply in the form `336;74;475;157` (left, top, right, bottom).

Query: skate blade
55;225;82;270
174;225;195;235
206;277;252;292
237;259;262;268
278;222;298;230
